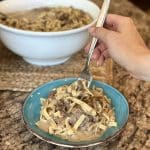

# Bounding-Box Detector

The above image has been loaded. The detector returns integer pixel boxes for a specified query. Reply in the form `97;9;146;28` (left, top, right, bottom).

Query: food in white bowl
0;0;100;66
36;80;117;142
0;7;93;32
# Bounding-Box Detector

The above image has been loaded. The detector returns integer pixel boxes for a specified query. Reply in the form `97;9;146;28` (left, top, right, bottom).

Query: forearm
130;47;150;81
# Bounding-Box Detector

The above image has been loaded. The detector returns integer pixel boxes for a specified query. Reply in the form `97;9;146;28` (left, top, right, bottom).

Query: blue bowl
22;78;129;148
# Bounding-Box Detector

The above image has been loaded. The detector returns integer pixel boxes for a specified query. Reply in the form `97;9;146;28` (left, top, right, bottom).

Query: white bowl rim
0;1;100;36
0;20;97;36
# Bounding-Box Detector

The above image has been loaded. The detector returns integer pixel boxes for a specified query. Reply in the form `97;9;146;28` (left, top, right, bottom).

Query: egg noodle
36;80;117;141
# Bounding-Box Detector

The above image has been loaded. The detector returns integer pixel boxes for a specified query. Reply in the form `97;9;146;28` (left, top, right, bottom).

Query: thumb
89;27;114;42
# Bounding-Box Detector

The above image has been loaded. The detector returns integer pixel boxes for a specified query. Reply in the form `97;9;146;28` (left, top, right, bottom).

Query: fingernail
97;61;100;66
92;54;97;60
97;60;103;66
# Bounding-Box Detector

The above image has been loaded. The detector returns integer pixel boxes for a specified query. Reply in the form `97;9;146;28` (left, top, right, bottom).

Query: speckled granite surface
0;0;150;150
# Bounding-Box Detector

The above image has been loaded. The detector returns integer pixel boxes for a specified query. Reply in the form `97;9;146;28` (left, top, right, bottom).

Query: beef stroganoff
36;80;117;141
0;7;93;32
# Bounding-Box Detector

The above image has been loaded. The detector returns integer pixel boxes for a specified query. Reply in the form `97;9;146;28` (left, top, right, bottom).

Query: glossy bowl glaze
22;78;129;148
0;0;100;66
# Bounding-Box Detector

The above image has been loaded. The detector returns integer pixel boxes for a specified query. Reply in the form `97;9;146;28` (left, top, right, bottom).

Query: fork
79;0;110;88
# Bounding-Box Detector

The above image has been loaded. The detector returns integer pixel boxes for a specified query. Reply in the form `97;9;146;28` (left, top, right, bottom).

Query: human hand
85;14;149;78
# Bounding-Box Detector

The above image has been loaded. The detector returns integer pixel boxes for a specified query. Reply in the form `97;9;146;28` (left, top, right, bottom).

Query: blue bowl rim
22;78;129;148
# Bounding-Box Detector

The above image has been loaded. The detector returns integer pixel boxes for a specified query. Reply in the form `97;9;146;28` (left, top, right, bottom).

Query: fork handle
86;0;110;67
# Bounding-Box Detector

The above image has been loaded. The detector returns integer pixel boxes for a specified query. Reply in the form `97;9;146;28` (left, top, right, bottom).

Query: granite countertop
0;0;150;150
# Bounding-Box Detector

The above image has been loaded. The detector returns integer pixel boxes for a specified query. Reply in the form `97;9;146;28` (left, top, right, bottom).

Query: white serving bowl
0;0;100;66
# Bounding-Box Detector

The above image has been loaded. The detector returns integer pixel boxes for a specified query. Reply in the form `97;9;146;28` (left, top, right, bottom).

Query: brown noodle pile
0;7;93;32
36;80;117;141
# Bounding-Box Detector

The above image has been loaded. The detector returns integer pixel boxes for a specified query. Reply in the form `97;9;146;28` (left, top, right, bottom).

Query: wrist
129;47;150;81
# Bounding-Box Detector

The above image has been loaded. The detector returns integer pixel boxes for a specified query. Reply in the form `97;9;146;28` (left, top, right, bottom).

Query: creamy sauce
63;132;100;141
8;8;51;20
